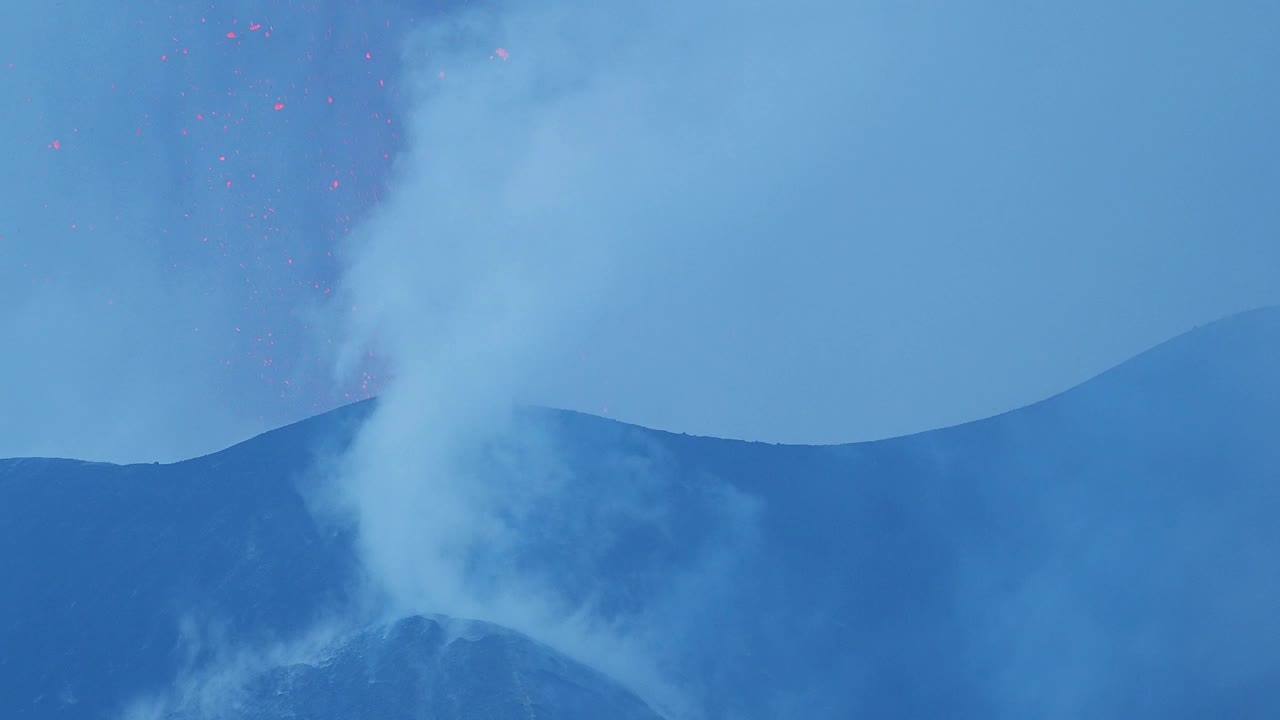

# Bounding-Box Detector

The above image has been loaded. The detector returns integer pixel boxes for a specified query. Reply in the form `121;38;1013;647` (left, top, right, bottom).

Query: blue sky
2;0;1277;462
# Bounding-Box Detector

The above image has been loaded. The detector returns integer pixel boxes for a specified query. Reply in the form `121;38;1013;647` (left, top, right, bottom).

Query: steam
321;1;811;713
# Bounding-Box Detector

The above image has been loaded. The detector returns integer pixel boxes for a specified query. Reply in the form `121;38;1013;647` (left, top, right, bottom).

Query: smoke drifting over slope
321;1;1280;713
324;0;864;712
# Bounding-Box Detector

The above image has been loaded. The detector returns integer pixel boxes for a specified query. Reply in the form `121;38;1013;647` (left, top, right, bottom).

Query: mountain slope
156;616;663;720
1;307;1277;719
0;409;371;719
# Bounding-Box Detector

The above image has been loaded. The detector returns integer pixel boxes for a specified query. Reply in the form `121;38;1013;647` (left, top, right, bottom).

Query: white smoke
324;0;856;714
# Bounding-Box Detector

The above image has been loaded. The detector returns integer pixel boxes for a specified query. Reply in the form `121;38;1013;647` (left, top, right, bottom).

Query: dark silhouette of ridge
1;306;1277;719
161;616;663;720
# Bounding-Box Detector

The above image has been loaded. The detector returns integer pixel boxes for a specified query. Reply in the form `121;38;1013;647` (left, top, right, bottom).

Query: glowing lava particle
273;102;285;110
226;31;237;39
495;47;509;60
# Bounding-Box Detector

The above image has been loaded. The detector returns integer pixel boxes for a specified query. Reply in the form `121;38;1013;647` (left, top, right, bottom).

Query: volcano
2;307;1278;719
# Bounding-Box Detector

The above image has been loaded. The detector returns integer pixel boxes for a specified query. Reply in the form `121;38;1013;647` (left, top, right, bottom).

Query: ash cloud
321;0;852;712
